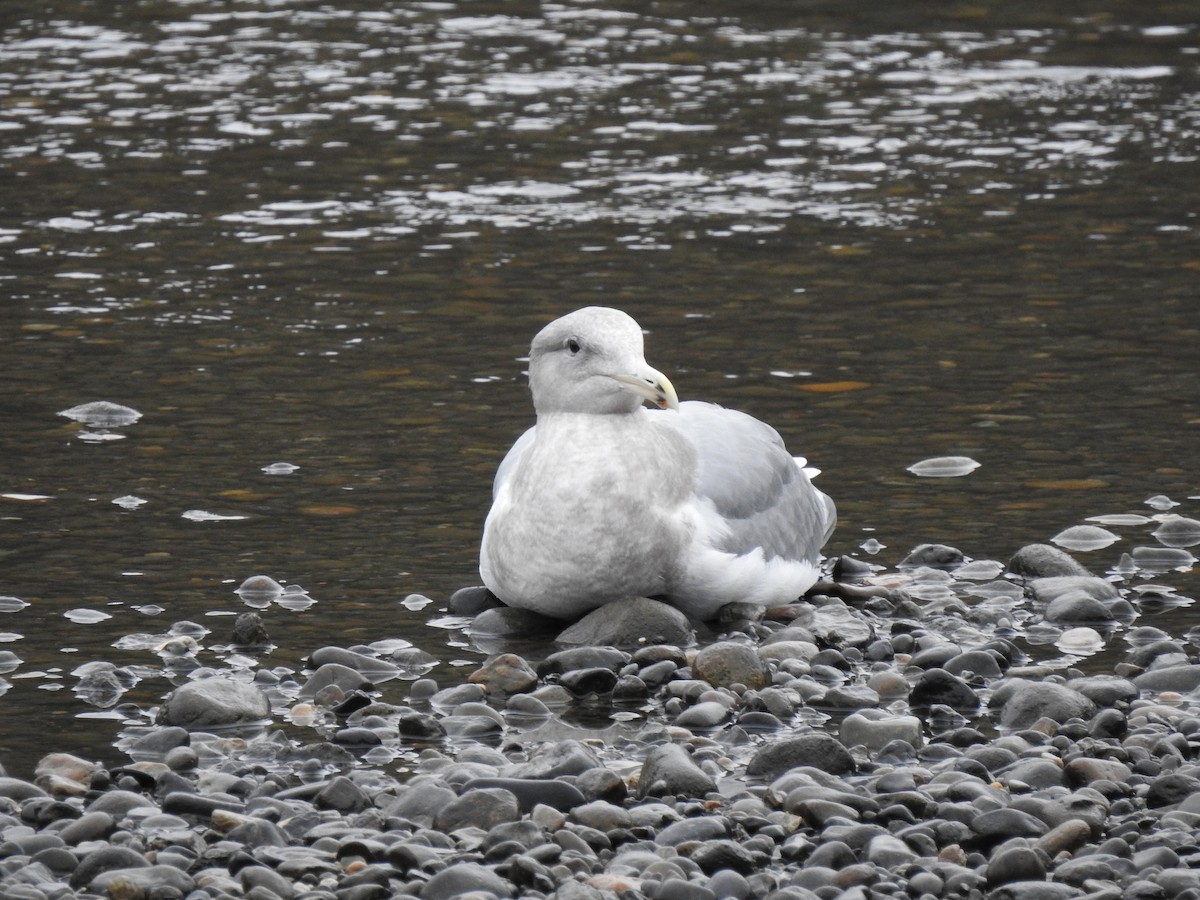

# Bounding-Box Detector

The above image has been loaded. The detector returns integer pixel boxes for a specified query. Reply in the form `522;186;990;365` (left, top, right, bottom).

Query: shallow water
0;0;1197;775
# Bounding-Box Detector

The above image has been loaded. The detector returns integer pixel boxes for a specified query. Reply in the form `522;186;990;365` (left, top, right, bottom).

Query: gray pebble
434;787;519;831
463;777;586;814
556;596;694;648
297;663;374;699
157;678;271;728
88;864;195;896
995;681;1097;728
420;861;515;900
693;641;770;690
747;733;856;780
1008;544;1091;578
637;743;717;799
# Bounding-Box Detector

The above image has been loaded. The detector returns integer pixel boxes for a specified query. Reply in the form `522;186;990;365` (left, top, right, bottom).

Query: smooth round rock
556;597;694;648
434;787;520;832
987;846;1047;886
908;669;980;712
88;864;195;897
468;653;538;693
840;713;923;752
1008;544;1091;578
464;777;586;814
996;682;1097;728
297;663;373;699
637;743;718;799
970;808;1049;841
421;862;515;900
746;733;856;780
693;641;770;690
157;678;270;729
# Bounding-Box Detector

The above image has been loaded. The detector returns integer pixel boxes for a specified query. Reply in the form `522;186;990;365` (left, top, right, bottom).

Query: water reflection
0;0;1197;774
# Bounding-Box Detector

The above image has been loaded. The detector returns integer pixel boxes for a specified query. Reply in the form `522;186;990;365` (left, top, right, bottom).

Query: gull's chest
513;417;691;509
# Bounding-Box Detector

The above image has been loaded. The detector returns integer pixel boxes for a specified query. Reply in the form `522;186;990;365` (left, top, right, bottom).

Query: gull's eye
566;337;582;355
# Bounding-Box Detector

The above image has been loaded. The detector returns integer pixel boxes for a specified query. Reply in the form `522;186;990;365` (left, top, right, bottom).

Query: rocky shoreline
3;540;1200;900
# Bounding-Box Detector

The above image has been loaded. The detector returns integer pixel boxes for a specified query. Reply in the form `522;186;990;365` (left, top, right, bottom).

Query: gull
479;306;836;620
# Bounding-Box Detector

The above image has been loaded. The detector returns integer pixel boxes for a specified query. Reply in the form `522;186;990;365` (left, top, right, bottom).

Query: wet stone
1008;544;1092;578
692;641;770;690
909;669;980;712
556;596;694;648
463;777;586;814
986;845;1048;886
558;666;619;697
89;864;195;897
158;679;273;730
840;712;923;752
297;663;374;699
994;681;1098;729
970;808;1049;842
637;743;718;799
449;585;503;616
434;787;520;831
469;653;538;694
674;700;731;730
1044;591;1117;624
746;732;856;780
540;646;630;674
509;739;602;779
471;606;559;637
309;646;400;680
899;543;966;569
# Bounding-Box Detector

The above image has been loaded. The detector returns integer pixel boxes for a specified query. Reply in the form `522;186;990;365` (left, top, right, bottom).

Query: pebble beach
3;538;1200;900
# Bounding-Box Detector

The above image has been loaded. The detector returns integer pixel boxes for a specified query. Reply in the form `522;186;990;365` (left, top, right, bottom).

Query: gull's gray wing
648;400;835;563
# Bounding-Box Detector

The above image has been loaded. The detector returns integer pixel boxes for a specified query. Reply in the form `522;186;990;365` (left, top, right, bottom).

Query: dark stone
420;861;515;900
1133;666;1200;693
161;792;244;818
995;682;1098;729
970;808;1049;842
158;677;271;729
1008;544;1090;578
449;585;503;616
1146;772;1200;808
986;846;1048;886
434;788;520;832
909;669;980;712
463;777;586;813
1044;592;1115;625
540;647;630;675
637;743;718;799
231;612;269;646
314;775;371;813
68;846;151;889
558;667;618;697
298;663;374;698
689;839;759;875
746;733;855;780
556;597;694;648
470;606;560;637
898;544;965;569
943;649;1005;678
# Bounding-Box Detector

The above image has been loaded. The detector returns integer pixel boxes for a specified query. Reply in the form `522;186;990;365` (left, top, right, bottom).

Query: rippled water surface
1;0;1197;775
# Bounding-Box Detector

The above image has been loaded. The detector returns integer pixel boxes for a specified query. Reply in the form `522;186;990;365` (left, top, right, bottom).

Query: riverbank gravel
3;543;1200;900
